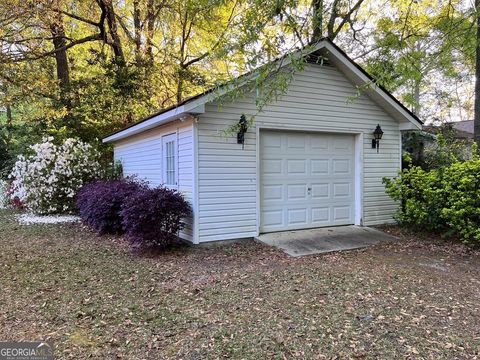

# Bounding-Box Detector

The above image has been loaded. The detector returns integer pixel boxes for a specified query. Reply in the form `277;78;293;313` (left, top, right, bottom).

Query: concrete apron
255;226;397;257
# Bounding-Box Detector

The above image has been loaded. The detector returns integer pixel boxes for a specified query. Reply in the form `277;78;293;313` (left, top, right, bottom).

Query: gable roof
103;38;422;143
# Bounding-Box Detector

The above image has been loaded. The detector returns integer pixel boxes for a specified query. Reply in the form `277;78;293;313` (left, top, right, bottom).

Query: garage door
260;130;355;232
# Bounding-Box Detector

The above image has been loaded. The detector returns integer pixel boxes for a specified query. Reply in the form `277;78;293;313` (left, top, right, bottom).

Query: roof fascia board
399;122;421;131
103;103;205;143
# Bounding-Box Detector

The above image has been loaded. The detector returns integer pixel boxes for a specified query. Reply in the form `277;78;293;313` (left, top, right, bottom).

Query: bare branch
60;10;100;27
331;0;365;39
7;33;102;62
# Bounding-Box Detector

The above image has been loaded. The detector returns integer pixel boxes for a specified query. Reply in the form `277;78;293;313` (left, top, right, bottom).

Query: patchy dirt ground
1;210;479;359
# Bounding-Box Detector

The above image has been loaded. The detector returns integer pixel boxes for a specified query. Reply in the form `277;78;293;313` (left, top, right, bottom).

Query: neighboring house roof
103;38;423;143
423;120;474;140
452;120;474;139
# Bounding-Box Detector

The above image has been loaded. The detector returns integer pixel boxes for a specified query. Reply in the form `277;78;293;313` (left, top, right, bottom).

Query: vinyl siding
196;63;401;242
113;119;195;242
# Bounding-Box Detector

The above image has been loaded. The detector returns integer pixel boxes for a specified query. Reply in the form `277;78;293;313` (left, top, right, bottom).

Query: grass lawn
1;209;479;359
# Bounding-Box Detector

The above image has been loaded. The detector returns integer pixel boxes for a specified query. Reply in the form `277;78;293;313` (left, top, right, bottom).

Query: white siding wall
196;63;401;242
113;119;195;241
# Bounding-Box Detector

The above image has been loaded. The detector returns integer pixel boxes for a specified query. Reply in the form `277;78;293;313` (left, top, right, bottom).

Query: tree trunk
327;0;340;39
50;1;70;89
413;42;422;115
176;77;183;104
413;79;421;115
475;0;480;150
51;24;70;90
311;0;323;42
176;9;188;103
133;0;142;63
176;64;186;104
99;0;125;66
50;1;70;108
145;0;155;65
314;0;364;42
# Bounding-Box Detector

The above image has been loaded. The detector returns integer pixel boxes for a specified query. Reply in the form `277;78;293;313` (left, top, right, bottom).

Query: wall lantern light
237;114;249;149
372;124;384;153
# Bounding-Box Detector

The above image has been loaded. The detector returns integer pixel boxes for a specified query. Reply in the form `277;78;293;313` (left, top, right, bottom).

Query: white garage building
103;39;422;244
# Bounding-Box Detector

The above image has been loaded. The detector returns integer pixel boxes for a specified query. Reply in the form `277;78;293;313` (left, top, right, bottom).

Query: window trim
162;133;178;188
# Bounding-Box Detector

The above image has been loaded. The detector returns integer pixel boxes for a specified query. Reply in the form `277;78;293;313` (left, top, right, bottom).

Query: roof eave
103;103;205;143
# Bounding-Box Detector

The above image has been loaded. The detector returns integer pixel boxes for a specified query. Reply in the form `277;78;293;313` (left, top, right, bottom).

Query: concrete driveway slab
255;226;397;257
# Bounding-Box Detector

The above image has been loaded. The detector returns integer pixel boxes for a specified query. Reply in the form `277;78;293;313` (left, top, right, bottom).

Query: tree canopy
0;0;478;175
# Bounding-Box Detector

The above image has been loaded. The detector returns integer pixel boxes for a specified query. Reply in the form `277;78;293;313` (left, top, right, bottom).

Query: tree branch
60;10;100;27
7;33;102;62
331;0;365;39
182;0;239;68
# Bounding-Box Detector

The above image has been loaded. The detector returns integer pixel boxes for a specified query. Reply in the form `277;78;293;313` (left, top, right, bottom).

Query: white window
162;133;177;187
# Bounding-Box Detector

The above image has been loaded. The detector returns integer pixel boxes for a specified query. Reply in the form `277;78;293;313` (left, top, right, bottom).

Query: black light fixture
237;114;248;149
372;124;383;153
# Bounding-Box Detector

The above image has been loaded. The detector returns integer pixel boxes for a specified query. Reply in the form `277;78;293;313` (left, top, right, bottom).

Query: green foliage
363;0;475;120
402;126;474;171
0;120;45;179
103;160;123;180
423;131;473;170
384;155;480;246
383;166;444;232
440;160;480;243
63;65;156;141
401;131;431;169
0;0;315;158
0;134;13;179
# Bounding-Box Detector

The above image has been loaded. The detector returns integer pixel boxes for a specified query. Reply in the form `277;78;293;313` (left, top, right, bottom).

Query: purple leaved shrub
76;178;146;234
120;186;191;247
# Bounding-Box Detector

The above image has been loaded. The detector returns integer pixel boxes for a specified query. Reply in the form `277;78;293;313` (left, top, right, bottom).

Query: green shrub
384;166;443;232
423;133;472;170
440;161;480;243
402;125;473;171
384;155;480;246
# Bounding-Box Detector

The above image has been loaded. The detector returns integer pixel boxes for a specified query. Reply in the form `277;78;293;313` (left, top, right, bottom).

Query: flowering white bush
9;137;101;214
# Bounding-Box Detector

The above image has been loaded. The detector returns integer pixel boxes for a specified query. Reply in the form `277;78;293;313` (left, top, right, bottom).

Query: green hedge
383;157;480;246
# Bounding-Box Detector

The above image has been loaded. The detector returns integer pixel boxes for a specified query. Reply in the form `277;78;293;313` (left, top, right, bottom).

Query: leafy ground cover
1;209;479;359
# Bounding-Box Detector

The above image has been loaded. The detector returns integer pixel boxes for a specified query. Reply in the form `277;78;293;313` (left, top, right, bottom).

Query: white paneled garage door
260;130;355;232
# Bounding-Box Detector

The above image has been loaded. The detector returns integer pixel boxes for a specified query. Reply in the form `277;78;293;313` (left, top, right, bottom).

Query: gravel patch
16;213;80;224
